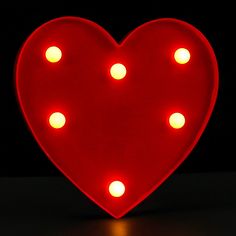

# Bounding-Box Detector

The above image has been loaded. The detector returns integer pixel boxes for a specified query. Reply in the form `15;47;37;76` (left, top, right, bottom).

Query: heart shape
15;16;218;218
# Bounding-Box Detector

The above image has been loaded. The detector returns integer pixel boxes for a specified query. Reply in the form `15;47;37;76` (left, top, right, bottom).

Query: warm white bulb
49;112;66;129
109;181;125;197
169;112;185;129
110;63;127;80
174;48;190;64
45;46;62;63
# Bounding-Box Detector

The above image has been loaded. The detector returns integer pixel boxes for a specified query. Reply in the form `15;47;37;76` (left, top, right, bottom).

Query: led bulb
110;63;127;80
169;112;185;129
45;46;62;63
174;48;190;64
49;112;66;129
109;180;125;198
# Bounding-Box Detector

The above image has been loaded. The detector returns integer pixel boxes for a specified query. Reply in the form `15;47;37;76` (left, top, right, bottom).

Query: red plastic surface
15;16;218;218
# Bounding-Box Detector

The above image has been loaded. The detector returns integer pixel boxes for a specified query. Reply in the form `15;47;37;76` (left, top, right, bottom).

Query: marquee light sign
15;16;219;218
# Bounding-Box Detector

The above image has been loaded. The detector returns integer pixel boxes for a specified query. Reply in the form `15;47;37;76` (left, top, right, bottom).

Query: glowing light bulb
49;112;66;129
110;63;127;80
45;46;62;63
109;181;125;198
169;112;185;129
174;48;190;64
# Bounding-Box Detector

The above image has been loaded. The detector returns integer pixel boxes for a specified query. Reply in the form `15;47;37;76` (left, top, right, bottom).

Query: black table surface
1;172;236;236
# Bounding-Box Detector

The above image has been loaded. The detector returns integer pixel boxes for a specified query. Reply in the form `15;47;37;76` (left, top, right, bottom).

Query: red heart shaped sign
15;16;218;218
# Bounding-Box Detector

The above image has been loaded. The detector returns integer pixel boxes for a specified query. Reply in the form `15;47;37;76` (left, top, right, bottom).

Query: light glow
174;48;190;64
49;112;66;129
109;180;125;198
110;63;127;80
169;112;185;129
45;46;62;63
